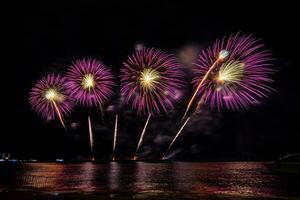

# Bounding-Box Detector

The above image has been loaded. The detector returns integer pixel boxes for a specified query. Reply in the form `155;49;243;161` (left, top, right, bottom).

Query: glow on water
0;162;299;199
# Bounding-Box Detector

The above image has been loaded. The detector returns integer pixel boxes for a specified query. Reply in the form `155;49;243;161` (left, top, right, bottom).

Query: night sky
3;1;299;161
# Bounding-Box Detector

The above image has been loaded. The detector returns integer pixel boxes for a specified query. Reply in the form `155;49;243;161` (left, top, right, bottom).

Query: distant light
56;159;64;162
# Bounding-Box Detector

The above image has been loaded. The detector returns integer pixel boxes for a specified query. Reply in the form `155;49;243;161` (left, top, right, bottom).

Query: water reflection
134;162;172;194
108;162;120;191
15;163;65;190
1;162;299;199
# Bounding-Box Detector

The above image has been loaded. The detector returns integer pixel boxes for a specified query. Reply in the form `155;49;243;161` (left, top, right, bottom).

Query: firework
112;114;118;161
66;58;115;158
29;74;74;129
66;58;114;108
184;33;273;117
120;47;184;159
120;48;184;116
165;33;274;159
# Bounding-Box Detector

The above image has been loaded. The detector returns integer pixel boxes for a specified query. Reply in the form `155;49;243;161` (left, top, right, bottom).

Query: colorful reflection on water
0;162;299;199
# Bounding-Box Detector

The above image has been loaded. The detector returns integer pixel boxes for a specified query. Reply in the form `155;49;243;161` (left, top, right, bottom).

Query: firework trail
29;74;74;130
112;114;118;161
66;58;114;158
120;48;184;160
162;93;207;159
162;116;190;160
88;116;94;155
182;50;228;120
52;100;66;129
133;114;151;160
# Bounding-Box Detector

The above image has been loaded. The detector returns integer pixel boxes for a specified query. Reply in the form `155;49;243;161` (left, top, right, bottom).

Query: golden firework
139;68;160;91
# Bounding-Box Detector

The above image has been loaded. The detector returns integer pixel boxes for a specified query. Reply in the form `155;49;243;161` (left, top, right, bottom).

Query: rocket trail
88;116;94;155
52;100;66;129
112;114;118;161
162;92;207;159
162;116;191;160
182;58;221;121
133;113;151;160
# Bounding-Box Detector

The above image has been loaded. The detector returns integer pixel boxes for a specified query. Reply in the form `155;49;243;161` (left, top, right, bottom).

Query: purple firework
29;74;75;127
192;33;274;111
120;47;185;116
66;58;114;107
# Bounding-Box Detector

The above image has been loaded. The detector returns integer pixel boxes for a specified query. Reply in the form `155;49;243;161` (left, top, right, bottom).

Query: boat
270;153;300;174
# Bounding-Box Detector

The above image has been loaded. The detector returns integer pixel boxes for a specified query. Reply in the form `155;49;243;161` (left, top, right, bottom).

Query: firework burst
165;33;274;159
29;74;74;129
120;47;184;159
120;47;184;116
183;33;274;118
66;58;115;157
66;58;114;108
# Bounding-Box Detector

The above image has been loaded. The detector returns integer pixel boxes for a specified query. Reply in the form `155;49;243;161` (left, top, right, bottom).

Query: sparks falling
46;89;66;129
51;100;66;129
112;114;118;161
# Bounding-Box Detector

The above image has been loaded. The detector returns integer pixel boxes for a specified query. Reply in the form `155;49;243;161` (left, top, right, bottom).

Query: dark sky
3;1;299;160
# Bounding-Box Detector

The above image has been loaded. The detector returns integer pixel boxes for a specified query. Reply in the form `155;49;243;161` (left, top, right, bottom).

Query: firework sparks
120;48;184;116
112;114;118;161
66;58;114;108
29;74;74;129
184;33;273;118
120;47;184;159
192;33;274;111
165;33;274;159
217;60;244;84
